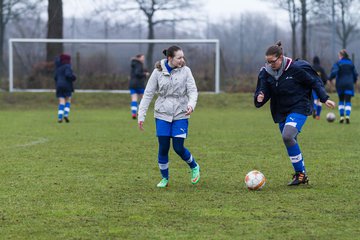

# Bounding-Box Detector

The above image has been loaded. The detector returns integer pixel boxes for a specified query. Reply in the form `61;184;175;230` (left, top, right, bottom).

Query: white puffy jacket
138;59;198;123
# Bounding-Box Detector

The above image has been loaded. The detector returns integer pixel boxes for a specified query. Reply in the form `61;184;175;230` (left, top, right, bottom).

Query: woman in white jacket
138;46;200;188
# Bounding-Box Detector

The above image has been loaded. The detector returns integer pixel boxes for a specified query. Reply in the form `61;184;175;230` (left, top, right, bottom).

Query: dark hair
162;45;182;58
136;54;144;58
265;41;283;57
339;49;349;59
313;56;320;65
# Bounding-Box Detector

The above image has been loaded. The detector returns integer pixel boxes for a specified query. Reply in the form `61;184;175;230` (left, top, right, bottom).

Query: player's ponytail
265;41;283;57
339;49;349;59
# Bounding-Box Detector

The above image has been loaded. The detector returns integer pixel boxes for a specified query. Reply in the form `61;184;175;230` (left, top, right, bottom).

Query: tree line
1;0;359;92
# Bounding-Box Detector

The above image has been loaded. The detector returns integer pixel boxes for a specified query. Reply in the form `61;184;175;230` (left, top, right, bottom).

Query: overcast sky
63;0;289;24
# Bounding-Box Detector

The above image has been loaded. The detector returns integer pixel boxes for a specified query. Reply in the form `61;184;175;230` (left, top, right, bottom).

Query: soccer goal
8;38;220;93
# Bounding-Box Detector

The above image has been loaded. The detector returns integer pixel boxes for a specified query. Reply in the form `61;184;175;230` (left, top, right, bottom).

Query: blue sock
316;105;322;116
131;101;137;115
173;138;197;169
64;102;71;117
339;101;345;116
183;149;197;169
345;102;351;117
158;155;169;179
313;102;317;112
286;144;305;173
158;136;170;179
58;104;65;120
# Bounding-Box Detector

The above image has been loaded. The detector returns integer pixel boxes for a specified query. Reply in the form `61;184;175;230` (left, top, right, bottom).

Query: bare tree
299;0;308;60
98;0;198;70
336;0;359;49
272;0;300;59
46;0;63;61
0;0;39;77
312;0;359;52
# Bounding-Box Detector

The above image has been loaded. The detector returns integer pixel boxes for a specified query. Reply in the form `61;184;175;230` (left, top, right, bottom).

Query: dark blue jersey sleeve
254;68;271;108
296;66;329;103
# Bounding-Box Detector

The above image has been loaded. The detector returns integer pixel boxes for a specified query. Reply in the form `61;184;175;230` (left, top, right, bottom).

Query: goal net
8;38;220;93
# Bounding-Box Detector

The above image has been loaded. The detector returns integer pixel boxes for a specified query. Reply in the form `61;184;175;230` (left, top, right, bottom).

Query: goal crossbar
8;38;220;93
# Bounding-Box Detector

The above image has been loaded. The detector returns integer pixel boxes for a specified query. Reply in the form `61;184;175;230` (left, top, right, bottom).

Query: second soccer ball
245;170;266;190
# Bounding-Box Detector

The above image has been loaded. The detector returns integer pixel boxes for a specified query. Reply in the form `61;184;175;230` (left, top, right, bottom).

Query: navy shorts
56;87;72;98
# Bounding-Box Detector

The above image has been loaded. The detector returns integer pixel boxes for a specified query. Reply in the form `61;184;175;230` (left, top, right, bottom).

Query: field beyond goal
8;38;220;93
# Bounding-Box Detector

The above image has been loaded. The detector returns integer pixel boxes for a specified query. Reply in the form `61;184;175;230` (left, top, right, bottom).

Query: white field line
13;137;49;148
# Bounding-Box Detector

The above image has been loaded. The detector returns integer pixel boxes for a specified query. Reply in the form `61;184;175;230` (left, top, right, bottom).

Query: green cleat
191;164;200;184
156;178;169;188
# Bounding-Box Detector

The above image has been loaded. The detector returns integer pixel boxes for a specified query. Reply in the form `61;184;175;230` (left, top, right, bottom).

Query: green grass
0;93;359;239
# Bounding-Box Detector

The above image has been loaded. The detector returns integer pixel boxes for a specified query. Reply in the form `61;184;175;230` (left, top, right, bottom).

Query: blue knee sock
58;104;65;120
64;102;71;117
345;102;351;117
158;136;170;179
131;101;137;115
316;105;322;117
182;148;197;169
339;101;345;116
287;144;305;173
173;138;197;169
158;155;169;179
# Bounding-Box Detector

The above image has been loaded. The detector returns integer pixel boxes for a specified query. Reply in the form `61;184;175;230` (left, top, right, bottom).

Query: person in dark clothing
129;54;149;119
311;56;328;120
329;49;358;124
254;41;335;186
54;54;76;123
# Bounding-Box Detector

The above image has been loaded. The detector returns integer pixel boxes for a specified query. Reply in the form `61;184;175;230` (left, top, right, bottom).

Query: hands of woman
325;99;336;109
185;106;193;116
138;121;144;131
257;92;265;102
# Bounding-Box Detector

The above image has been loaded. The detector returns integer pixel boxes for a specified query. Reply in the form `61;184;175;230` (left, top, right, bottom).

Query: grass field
0;92;359;239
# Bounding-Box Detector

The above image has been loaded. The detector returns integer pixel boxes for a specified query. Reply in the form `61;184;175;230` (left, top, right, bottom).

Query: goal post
8;38;220;93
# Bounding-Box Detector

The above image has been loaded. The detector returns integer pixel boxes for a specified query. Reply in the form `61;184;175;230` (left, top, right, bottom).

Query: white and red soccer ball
245;170;266;190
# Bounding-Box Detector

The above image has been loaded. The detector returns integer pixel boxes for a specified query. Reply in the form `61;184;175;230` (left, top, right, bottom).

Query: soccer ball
245;170;266;190
326;112;336;122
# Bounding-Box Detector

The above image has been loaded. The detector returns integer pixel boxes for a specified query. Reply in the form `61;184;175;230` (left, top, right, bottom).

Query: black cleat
58;118;63;123
64;116;70;123
312;110;316;119
346;117;350;124
132;114;137;120
339;117;344;124
288;172;309;186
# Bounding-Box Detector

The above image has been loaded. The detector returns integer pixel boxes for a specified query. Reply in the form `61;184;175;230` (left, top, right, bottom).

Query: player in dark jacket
254;41;335;186
311;56;328;120
54;54;76;123
129;54;149;119
329;49;358;124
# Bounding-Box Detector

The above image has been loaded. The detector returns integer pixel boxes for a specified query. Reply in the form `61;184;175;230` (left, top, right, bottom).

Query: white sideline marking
14;137;49;148
3;138;49;149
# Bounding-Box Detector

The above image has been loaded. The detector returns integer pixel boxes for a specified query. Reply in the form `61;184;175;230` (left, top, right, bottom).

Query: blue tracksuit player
54;54;76;123
329;49;358;124
254;41;336;186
